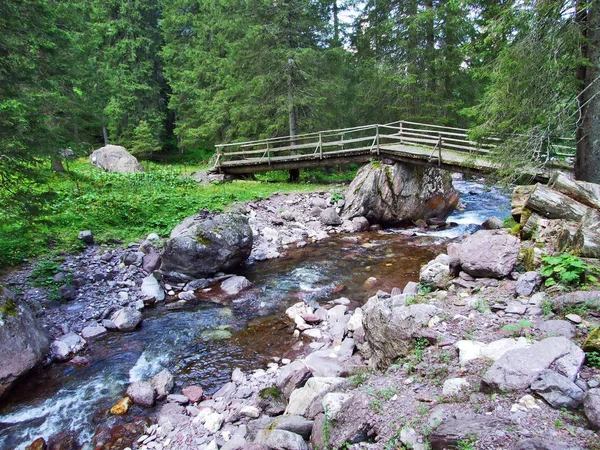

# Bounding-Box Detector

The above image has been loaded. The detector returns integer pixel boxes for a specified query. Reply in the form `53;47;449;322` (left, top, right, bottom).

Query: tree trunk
332;0;340;47
51;155;65;172
574;209;600;257
575;0;600;182
548;171;600;209
524;183;589;222
102;126;109;145
287;57;300;182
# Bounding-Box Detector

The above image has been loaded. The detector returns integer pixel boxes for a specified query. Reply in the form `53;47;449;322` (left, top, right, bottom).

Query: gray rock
111;307;142;331
481;216;503;230
266;416;313;440
419;255;450;290
350;216;370;231
221;276;253;296
321;392;352;420
254;429;308;450
161;212;253;278
140;275;165;302
325;392;373;448
430;416;515;450
126;381;155;407
277;360;313;399
458;230;520;278
362;297;439;369
151;368;174;400
319;208;342;226
123;251;144;266
515;271;542;297
403;281;419;295
285;377;347;418
538;320;576;339
530;370;585;409
50;332;86;361
89;144;144;173
80;325;107;339
142;252;161;273
340;162;459;226
483;337;585;392
178;290;196;301
77;230;94;245
167;394;189;405
583;387;600;430
184;278;212;291
157;402;189;426
302;352;345;378
511;438;575;450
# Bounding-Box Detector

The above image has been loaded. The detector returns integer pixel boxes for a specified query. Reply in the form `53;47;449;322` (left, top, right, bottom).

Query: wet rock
530;370;585;409
584;388;600;429
184;278;212;291
26;437;47;450
161;212;253;278
362;296;439;369
50;332;86;361
90;144;144;173
0;287;50;398
151;368;174;400
167;394;189;405
340;162;459;226
81;325;107;339
320;208;342;226
109;396;133;415
481;216;503;229
254;429;308;450
483;336;585;392
458;230;520;278
430;416;515;450
183;385;204;403
111;307;142;331
126;381;155;407
221;276;253;296
140;275;165;302
78;230;94;245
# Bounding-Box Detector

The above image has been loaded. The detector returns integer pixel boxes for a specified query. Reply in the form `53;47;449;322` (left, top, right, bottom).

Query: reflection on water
0;177;509;449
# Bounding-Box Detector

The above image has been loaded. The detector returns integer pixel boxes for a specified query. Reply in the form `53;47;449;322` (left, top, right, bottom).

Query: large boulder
482;336;585;392
89;145;144;173
458;230;520;278
0;286;50;398
161;211;253;278
341;162;459;226
362;295;439;369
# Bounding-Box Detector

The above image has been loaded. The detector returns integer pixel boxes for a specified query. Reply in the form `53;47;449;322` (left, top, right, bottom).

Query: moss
259;386;282;400
509;223;521;235
0;297;18;318
265;419;279;431
583;327;600;353
520;247;535;272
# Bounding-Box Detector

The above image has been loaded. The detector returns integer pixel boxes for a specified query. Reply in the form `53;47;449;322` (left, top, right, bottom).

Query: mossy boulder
160;211;253;278
583;327;600;353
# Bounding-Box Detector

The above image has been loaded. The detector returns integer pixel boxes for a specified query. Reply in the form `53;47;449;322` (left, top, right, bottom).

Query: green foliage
540;253;599;288
130;120;160;158
501;319;533;336
0;298;18;318
350;368;371;387
456;438;476;450
585;351;600;368
541;299;555;317
259;386;282;400
502;216;517;228
29;259;62;286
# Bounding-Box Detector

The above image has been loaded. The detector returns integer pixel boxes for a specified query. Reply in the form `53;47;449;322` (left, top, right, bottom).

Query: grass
0;157;355;267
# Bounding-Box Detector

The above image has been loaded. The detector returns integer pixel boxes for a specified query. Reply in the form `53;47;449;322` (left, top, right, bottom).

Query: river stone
362;296;439;369
50;332;86;361
78;230;94;245
340;162;459;226
142;252;161;273
140;275;165;301
221;276;252;296
0;284;50;397
157;402;189;426
515;271;542;296
254;430;308;450
204;412;224;432
481;216;503;230
430;416;515;450
350;216;370;231
266;416;314;440
161;212;253;278
285;377;347;418
111;307;142;331
320;208;342;226
482;336;585;392
584;388;600;430
183;385;204;403
458;230;520;278
89;144;143;173
277;360;313;399
530;370;585;409
81;325;107;339
419;254;451;290
151;368;174;400
127;381;155;407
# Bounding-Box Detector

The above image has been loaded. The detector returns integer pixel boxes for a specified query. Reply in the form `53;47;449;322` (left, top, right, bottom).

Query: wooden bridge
212;121;574;176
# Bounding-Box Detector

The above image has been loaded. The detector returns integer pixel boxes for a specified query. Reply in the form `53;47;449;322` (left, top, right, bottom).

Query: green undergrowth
0;158;340;267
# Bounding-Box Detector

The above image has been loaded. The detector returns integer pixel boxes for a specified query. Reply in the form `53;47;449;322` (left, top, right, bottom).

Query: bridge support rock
340;162;459;227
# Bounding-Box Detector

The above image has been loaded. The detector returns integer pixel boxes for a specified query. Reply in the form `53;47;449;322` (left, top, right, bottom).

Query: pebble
565;313;582;324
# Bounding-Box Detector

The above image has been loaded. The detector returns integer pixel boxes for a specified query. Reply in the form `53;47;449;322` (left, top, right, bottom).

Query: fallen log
573;209;600;258
524;183;589;222
548;172;600;210
511;185;535;222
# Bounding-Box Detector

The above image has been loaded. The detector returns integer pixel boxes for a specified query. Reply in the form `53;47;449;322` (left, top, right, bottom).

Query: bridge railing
213;120;499;169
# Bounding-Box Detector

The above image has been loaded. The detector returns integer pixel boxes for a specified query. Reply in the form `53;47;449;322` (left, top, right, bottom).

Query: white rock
303;329;322;339
203;412;224;433
141;275;165;301
442;378;470;396
239;405;260;418
346;307;363;332
286;302;313;321
322;392;352;420
455;337;532;366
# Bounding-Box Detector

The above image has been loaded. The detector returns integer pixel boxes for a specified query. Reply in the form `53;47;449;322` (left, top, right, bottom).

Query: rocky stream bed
0;173;599;450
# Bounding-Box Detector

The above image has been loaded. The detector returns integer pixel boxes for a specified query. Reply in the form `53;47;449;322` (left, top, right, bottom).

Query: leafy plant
501;319;533;336
456;438;476;450
540;253;599;287
585;351;600;368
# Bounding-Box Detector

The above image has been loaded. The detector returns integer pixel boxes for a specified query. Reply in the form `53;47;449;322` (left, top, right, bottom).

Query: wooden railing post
399;121;403;144
267;142;271;165
376;125;380;155
437;134;442;166
319;133;323;159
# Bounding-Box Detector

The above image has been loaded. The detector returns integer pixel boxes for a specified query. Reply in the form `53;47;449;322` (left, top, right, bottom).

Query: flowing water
0;176;510;449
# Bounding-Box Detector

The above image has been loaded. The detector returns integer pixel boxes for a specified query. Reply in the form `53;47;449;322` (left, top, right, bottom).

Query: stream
0;177;510;450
